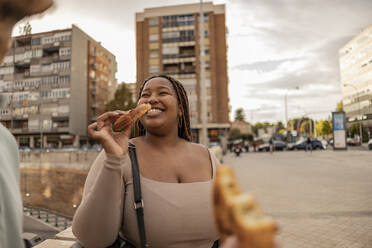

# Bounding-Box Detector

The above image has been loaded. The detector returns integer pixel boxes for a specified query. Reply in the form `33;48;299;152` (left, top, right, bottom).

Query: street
224;150;372;248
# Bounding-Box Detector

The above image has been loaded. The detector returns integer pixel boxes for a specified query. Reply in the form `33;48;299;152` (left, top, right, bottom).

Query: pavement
224;149;372;248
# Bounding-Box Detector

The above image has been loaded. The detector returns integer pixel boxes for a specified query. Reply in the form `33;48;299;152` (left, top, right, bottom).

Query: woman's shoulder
186;141;210;157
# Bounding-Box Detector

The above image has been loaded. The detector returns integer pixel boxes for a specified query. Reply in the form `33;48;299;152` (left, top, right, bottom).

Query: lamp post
284;86;300;129
199;0;208;146
344;83;363;142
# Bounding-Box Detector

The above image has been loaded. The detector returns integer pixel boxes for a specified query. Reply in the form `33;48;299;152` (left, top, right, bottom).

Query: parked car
347;138;361;146
258;140;286;152
19;146;32;152
311;140;323;150
288;139;324;150
318;139;328;149
368;139;372;150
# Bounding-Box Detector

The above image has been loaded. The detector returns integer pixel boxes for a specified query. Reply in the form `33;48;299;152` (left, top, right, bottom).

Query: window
149;34;159;42
59;76;70;85
149;50;159;59
2;56;13;64
59;47;71;56
149;17;159;26
32;49;42;58
30;65;41;74
162;31;181;43
180;30;194;42
32;37;41;46
162;14;194;27
41;64;53;72
149;65;159;74
0;66;14;75
162;47;179;59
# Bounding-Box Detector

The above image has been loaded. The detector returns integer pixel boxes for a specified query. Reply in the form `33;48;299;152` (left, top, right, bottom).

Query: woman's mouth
146;108;163;117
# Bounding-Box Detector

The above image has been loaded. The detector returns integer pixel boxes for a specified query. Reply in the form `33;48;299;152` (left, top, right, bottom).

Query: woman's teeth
148;109;162;114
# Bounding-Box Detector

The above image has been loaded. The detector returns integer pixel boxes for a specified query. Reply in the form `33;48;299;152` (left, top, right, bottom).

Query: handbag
106;143;148;248
73;144;145;248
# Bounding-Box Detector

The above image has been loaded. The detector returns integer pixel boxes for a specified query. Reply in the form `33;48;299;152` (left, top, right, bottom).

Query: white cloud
11;0;372;124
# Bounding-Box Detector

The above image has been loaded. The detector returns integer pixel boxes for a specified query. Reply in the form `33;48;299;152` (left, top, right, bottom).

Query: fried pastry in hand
214;166;278;248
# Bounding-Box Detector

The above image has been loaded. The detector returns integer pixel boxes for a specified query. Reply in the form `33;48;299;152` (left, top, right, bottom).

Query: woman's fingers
87;122;99;139
96;111;120;129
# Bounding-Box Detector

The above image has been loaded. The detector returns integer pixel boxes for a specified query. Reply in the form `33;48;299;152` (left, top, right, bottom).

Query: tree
276;121;285;132
252;122;264;136
228;128;242;141
234;108;245;121
104;83;136;112
322;120;332;136
315;120;324;137
336;100;343;112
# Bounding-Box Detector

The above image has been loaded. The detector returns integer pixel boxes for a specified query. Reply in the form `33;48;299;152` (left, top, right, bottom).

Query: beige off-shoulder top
72;147;220;248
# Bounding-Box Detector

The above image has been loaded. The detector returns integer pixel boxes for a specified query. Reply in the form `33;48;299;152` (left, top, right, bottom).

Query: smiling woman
72;74;220;248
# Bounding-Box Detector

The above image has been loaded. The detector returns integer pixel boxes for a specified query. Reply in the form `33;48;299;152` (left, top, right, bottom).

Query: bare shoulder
186;142;210;159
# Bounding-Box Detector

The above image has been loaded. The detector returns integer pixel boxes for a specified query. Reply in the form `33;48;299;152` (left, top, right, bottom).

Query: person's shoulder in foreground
0;123;24;248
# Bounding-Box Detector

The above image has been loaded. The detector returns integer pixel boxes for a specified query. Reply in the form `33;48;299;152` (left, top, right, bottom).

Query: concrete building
125;82;138;103
339;24;372;134
136;3;230;142
231;120;252;135
0;25;117;148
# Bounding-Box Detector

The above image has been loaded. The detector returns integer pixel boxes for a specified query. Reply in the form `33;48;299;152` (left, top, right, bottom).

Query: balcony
163;56;196;64
90;88;97;96
162;36;195;43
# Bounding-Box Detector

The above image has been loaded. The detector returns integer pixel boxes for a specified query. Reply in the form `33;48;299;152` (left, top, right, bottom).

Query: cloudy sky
17;0;372;123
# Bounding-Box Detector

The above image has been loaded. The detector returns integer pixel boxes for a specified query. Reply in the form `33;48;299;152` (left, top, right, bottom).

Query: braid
134;74;192;141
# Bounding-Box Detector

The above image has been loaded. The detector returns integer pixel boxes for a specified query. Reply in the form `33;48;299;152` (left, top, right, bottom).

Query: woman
72;75;220;248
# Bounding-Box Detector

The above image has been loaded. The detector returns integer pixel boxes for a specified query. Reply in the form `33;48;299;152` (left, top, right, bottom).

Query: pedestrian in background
269;138;273;154
0;0;53;247
306;136;312;152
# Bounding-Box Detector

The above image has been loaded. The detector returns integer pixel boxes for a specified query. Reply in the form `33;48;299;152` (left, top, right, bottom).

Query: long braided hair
134;74;192;141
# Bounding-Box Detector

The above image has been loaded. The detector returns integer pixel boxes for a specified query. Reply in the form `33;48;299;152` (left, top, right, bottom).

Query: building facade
0;25;117;148
136;3;230;142
125;82;138;103
339;24;372;135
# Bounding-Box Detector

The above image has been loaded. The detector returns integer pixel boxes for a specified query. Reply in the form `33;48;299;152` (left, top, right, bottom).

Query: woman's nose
147;94;159;104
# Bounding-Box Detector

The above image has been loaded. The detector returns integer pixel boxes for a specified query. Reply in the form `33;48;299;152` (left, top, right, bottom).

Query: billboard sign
332;111;347;150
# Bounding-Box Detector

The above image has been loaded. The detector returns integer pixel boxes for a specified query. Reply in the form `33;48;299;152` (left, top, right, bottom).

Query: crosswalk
23;206;73;231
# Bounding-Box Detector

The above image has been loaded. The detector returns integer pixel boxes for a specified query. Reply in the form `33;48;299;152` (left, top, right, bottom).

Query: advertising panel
332;111;347;150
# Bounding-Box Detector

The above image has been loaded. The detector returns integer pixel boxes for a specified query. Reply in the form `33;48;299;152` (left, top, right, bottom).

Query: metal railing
23;205;73;230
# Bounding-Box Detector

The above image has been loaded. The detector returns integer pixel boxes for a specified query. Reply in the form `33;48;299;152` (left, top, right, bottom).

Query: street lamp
284;86;300;128
199;0;208;146
344;83;363;142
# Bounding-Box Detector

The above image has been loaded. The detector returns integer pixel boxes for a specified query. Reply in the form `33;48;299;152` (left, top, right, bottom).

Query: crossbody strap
128;143;148;248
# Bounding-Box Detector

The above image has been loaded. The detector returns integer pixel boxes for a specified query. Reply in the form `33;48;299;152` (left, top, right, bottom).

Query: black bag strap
128;143;148;248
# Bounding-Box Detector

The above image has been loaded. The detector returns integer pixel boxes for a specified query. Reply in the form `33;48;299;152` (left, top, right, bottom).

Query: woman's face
138;77;181;131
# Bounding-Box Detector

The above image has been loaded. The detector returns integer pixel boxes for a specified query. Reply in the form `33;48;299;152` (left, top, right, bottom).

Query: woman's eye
141;93;150;97
160;92;168;95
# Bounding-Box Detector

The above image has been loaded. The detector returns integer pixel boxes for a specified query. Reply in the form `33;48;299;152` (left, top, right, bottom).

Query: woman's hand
88;110;132;156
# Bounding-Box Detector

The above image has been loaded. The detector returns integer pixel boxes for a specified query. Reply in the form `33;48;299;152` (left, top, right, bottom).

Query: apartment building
136;3;230;142
339;24;372;133
0;25;117;148
125;82;138;103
